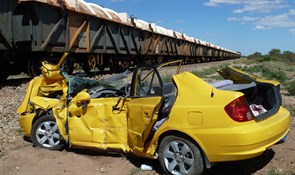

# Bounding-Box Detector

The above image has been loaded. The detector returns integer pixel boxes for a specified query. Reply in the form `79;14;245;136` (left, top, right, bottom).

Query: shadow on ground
205;149;275;175
20;135;276;175
67;147;166;174
128;157;165;174
0;77;31;87
64;145;275;175
127;149;275;175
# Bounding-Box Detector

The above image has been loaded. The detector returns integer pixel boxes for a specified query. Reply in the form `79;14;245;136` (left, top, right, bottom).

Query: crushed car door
127;66;163;153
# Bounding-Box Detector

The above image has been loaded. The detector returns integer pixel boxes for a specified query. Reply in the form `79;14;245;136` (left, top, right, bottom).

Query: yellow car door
67;90;129;149
127;66;163;153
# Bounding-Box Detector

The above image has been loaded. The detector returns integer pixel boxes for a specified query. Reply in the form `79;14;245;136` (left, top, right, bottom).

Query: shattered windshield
61;69;133;96
61;71;114;95
59;60;181;96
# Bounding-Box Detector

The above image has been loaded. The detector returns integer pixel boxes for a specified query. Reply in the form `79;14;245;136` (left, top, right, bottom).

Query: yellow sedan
18;54;290;175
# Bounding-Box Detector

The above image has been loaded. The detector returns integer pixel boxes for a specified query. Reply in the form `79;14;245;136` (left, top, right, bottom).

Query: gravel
0;82;28;156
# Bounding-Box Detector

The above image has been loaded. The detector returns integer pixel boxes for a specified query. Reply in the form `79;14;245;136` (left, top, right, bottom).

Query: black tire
121;59;130;71
82;62;91;75
30;115;65;150
97;65;105;72
62;58;75;75
159;135;204;175
0;71;9;82
27;57;42;78
109;58;120;73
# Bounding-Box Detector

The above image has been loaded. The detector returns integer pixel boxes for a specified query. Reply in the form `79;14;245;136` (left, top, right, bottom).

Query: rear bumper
192;107;291;162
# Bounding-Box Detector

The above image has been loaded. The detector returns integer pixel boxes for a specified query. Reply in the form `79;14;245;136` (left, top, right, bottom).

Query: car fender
17;77;44;114
52;104;69;143
153;125;212;168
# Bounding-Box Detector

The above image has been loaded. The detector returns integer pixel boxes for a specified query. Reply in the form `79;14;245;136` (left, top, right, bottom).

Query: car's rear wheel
159;135;204;175
30;115;64;150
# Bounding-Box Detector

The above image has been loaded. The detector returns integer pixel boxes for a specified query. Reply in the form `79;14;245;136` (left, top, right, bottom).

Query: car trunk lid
218;66;282;121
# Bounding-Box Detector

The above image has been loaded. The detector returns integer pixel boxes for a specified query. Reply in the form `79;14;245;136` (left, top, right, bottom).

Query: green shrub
192;67;218;78
267;169;295;175
248;52;263;60
273;70;287;82
207;75;224;80
261;67;287;83
286;80;295;96
243;65;261;73
162;74;173;83
234;65;243;70
258;55;272;62
286;106;295;117
286;67;294;72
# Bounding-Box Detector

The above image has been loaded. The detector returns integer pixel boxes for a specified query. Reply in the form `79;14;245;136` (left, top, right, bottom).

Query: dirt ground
1;60;294;175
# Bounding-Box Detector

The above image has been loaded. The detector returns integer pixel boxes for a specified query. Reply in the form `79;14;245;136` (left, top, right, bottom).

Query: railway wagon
0;0;240;82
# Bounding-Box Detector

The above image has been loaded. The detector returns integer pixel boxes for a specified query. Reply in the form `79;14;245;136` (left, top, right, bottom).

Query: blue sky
87;0;295;56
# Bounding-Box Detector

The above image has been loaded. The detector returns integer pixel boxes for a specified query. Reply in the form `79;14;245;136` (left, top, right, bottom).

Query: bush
286;67;294;72
261;67;287;83
286;80;295;96
273;70;287;82
258;55;272;62
192;67;219;78
243;65;261;73
248;52;263;60
162;74;173;83
286;106;295;117
267;169;295;175
282;51;295;62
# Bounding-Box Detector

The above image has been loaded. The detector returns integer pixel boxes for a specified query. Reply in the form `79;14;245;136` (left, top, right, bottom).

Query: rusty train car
0;0;241;82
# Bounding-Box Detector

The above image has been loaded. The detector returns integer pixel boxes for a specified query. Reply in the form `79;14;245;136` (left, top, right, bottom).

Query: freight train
0;0;241;82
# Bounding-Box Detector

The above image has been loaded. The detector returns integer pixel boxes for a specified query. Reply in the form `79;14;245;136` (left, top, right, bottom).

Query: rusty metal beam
69;20;87;50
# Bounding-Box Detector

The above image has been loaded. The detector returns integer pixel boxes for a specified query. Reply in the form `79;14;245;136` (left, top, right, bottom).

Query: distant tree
269;48;281;58
248;52;263;60
286;80;295;96
261;55;271;62
282;51;295;62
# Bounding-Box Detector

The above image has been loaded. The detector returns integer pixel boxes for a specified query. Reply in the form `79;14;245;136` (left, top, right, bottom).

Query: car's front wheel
159;135;204;175
30;115;64;150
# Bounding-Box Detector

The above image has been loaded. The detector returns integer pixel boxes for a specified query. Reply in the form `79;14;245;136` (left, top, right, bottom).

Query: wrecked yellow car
18;53;290;175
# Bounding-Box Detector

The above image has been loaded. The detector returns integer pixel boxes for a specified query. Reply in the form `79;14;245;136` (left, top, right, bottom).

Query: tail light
224;96;253;122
